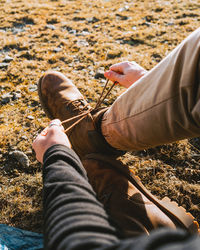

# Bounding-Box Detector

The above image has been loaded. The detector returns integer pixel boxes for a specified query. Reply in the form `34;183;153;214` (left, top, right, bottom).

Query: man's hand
32;119;71;163
104;61;147;88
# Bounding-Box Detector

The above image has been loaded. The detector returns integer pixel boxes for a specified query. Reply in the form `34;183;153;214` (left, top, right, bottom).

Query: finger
47;124;65;137
41;127;48;136
32;137;39;151
49;119;62;127
60;124;65;132
32;131;43;144
109;61;129;73
48;119;64;132
32;129;45;148
104;70;123;83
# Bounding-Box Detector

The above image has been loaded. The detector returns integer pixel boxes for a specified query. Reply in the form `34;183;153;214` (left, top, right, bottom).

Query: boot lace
61;79;117;133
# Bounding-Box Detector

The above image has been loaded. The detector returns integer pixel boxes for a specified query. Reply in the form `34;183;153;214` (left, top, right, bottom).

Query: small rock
144;15;154;22
0;63;9;69
9;150;29;168
21;135;28;140
154;7;163;12
45;24;56;30
76;31;90;37
53;47;62;53
95;68;105;79
61;23;72;31
118;5;129;12
1;93;12;104
100;79;106;83
116;14;129;20
87;17;99;23
52;66;60;71
12;92;21;101
81;31;90;36
26;150;33;155
27;115;34;120
69;29;76;34
25;121;31;127
141;22;151;27
46;18;58;24
89;70;95;76
30;100;39;107
3;55;13;62
28;84;37;92
166;22;174;26
77;40;89;47
1;97;10;104
107;51;122;59
12;27;25;35
73;17;86;21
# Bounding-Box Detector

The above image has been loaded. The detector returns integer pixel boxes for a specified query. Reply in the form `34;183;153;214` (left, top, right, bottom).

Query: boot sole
128;169;199;234
84;154;199;234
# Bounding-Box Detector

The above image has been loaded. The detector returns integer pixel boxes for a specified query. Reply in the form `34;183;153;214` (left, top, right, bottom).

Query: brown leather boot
82;154;199;238
38;71;123;158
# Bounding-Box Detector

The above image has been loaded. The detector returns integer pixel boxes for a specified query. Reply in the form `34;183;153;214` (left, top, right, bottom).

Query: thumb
48;119;64;131
104;70;123;83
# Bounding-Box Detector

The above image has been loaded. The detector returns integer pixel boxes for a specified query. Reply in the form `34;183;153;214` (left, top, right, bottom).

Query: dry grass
0;0;199;233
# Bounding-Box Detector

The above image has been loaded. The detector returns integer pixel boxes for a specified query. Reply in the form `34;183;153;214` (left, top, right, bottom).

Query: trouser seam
104;92;181;125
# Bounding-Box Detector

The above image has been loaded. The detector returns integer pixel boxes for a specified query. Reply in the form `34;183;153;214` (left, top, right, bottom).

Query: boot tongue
65;99;91;112
69;99;91;112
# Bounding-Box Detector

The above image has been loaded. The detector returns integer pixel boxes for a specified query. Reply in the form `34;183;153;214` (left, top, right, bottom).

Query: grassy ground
0;0;199;233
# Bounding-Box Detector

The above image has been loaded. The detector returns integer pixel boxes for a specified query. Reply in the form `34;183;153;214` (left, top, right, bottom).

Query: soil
0;0;199;233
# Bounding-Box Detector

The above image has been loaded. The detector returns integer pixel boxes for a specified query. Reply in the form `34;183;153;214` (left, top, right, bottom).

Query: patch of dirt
0;0;199;233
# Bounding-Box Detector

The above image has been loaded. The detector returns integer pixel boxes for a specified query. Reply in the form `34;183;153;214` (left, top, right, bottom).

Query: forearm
43;144;119;250
43;145;200;250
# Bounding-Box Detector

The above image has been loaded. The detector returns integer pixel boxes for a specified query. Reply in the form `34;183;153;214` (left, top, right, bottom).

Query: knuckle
123;61;129;65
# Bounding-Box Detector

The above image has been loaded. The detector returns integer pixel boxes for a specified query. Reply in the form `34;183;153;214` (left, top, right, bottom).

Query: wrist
43;144;73;163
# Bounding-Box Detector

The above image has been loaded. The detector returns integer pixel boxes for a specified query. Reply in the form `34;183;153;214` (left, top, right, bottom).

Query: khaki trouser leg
101;28;200;151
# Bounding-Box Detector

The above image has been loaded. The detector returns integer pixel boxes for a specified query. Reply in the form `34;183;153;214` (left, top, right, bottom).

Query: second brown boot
38;71;124;159
82;154;199;238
